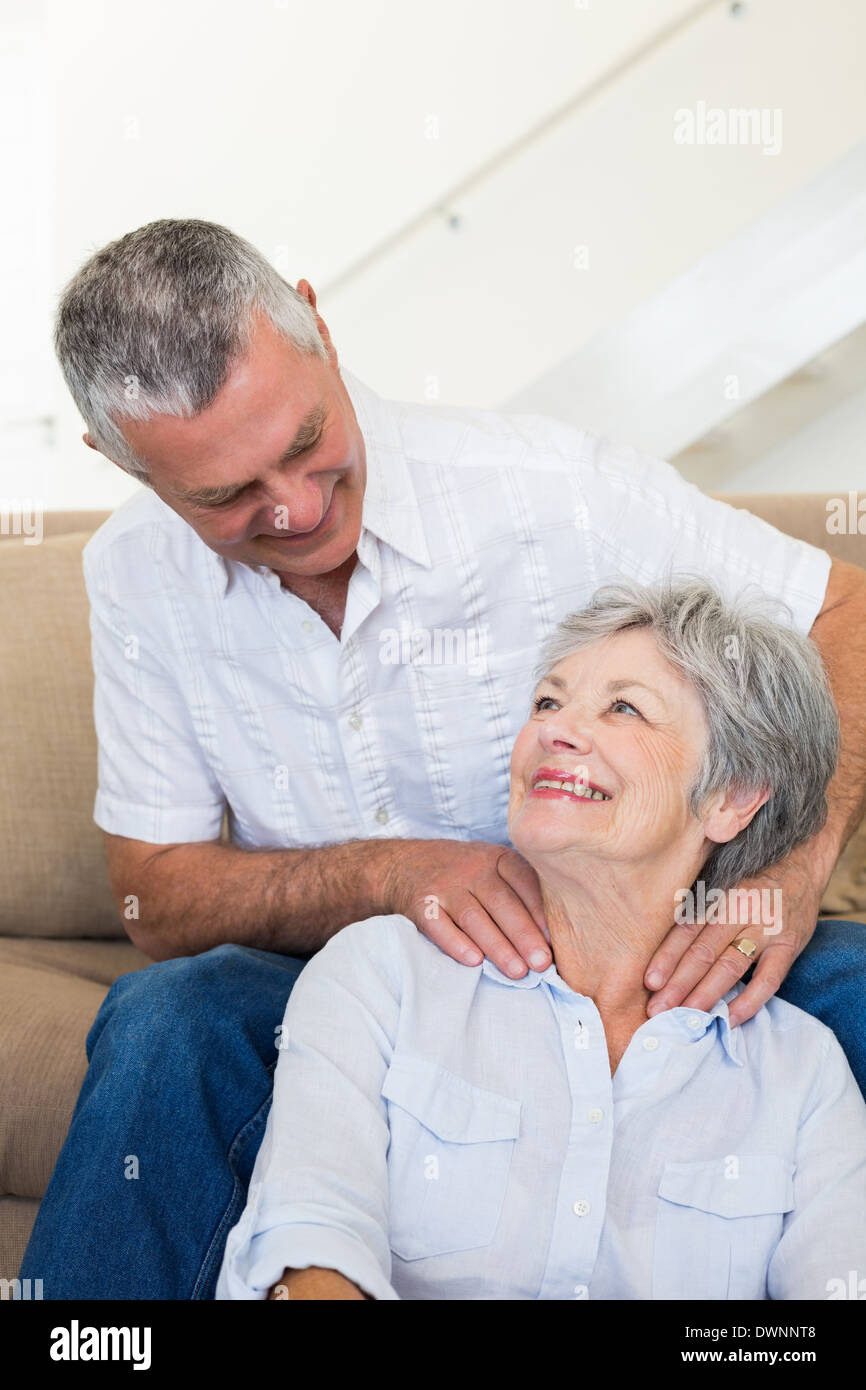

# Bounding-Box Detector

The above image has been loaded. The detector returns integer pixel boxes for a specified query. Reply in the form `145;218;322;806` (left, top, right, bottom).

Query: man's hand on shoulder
380;837;551;979
643;848;825;1026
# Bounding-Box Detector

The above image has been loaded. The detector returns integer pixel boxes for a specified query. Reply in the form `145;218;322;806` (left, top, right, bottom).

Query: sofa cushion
0;532;123;937
0;939;148;1278
0;960;107;1199
0;1196;39;1287
0;939;146;1202
0;936;150;988
820;822;866;920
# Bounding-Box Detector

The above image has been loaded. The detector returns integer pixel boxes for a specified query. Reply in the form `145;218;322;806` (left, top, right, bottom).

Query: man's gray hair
532;575;839;892
54;218;329;480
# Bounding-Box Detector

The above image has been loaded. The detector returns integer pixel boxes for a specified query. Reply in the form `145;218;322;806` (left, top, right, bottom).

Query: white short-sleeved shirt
215;916;866;1301
82;365;831;847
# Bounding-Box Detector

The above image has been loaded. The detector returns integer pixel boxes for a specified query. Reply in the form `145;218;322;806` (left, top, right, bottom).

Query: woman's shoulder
310;912;409;958
302;913;429;980
726;982;852;1084
308;914;471;996
726;981;834;1042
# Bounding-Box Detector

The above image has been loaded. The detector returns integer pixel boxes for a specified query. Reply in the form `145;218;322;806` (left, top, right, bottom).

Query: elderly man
20;218;866;1299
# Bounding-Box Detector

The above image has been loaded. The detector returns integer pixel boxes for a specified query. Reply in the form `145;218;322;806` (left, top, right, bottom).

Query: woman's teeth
533;779;611;800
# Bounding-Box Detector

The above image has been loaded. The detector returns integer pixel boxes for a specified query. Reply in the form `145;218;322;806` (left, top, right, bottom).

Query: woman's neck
539;846;702;1020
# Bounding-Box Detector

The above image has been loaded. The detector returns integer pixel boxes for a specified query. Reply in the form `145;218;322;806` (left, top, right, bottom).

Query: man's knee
784;919;866;993
85;943;258;1062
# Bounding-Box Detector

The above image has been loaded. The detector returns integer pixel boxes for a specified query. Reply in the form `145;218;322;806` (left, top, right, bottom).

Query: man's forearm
113;836;406;960
808;558;866;876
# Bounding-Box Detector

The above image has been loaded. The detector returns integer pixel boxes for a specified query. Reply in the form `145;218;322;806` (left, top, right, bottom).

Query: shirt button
348;713;363;730
642;1036;659;1052
374;807;389;825
588;1108;603;1124
572;1199;591;1217
300;619;313;632
687;1015;703;1031
573;1284;589;1300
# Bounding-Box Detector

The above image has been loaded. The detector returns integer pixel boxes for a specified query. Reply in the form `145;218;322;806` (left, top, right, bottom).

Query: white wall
1;0;865;511
708;382;866;494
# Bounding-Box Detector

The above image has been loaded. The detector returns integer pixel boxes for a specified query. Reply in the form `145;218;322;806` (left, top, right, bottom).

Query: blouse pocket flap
381;1053;521;1144
658;1155;795;1219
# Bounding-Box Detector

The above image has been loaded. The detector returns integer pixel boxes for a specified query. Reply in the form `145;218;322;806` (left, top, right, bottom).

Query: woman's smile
530;766;613;802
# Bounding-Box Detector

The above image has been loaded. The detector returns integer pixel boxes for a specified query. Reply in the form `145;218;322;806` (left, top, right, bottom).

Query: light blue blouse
217;915;866;1301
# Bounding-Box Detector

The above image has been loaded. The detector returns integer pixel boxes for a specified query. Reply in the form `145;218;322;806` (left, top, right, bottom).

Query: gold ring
733;937;757;958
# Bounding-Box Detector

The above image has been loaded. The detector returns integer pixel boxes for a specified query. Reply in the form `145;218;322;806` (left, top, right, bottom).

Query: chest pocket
381;1053;522;1262
652;1155;795;1300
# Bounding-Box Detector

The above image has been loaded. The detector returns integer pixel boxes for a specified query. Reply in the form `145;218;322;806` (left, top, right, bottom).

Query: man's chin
247;533;355;573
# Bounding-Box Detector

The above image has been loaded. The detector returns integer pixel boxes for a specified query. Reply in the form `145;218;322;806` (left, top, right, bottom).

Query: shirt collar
199;364;432;598
670;991;742;1066
480;957;742;1066
340;365;432;571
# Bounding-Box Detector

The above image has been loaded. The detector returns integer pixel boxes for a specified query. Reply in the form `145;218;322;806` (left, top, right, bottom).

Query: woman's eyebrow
538;673;663;700
603;678;662;699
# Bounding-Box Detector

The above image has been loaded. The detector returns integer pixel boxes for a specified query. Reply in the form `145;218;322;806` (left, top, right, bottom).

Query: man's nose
257;480;323;535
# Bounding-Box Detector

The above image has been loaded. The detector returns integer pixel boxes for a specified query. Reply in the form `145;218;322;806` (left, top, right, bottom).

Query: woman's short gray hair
54;218;329;480
532;575;839;892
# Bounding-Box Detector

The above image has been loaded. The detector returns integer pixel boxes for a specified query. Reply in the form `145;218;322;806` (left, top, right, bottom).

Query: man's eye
611;699;640;716
197;493;242;509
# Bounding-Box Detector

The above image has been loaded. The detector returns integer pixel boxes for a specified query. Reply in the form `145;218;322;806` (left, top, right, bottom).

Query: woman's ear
701;783;771;846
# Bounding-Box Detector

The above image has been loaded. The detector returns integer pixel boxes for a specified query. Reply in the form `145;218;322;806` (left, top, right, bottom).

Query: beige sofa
1;496;865;1284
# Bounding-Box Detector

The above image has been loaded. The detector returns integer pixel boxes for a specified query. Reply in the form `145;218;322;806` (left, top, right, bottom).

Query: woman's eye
532;694;643;717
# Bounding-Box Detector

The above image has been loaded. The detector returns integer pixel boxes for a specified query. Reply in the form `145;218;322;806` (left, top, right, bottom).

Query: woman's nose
539;711;594;755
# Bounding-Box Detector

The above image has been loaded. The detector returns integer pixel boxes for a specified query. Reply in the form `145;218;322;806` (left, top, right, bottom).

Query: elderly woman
216;577;866;1301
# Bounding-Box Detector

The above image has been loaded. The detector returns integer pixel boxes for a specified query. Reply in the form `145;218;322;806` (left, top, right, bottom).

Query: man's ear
83;432;98;451
296;278;316;310
296;279;338;368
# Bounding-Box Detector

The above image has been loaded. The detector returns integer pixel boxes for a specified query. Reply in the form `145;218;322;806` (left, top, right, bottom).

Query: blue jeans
18;920;866;1299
